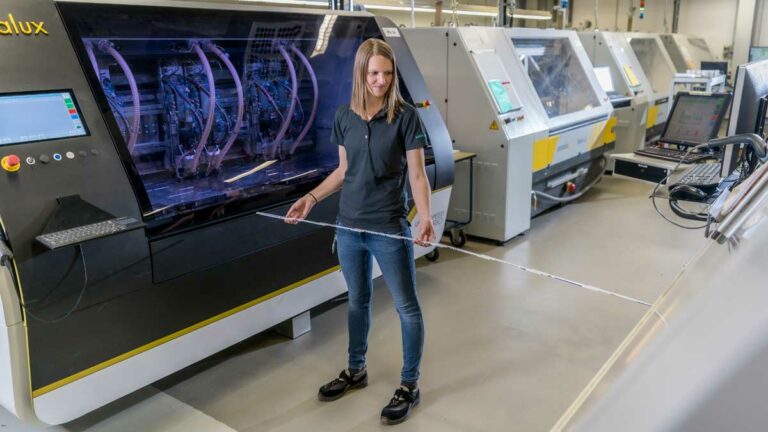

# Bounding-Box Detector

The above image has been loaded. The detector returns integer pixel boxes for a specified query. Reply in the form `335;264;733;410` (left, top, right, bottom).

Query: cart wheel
425;248;440;262
450;230;467;247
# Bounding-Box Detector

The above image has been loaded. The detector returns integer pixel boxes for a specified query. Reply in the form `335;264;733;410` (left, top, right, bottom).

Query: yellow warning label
489;120;499;131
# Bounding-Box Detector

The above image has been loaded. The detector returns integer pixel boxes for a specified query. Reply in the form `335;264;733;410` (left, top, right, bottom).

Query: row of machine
0;0;720;424
403;28;718;243
554;59;768;431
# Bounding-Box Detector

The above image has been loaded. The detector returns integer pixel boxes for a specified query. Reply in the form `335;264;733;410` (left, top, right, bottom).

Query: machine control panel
0;90;97;175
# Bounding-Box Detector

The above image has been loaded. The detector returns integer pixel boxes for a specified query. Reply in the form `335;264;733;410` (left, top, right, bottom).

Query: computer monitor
0;90;89;146
756;96;768;138
723;61;768;174
660;92;731;147
701;61;728;76
593;66;615;93
749;46;768;62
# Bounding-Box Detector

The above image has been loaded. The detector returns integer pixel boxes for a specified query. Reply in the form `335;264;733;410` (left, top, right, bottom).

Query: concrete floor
0;176;707;431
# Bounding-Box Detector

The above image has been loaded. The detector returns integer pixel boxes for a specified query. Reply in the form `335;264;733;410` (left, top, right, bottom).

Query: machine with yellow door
403;27;614;242
402;27;546;243
507;28;615;216
625;32;677;142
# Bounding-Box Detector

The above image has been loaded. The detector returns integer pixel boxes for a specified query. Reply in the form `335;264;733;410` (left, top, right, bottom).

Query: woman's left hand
415;218;436;247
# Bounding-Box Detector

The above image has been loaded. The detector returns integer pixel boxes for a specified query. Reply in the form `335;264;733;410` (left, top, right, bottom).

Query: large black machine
0;0;453;424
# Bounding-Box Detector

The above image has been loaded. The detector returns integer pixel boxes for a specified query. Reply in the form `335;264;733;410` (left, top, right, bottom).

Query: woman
284;38;434;425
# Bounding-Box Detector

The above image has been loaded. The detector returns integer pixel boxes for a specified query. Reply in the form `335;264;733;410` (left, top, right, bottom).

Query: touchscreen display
0;91;88;145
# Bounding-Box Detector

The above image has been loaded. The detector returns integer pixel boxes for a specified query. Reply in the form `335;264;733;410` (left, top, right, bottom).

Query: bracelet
307;192;319;204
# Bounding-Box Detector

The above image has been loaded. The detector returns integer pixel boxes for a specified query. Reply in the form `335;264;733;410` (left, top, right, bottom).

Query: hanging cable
188;41;217;174
205;41;245;171
288;44;319;155
98;40;141;155
532;157;607;203
269;44;298;159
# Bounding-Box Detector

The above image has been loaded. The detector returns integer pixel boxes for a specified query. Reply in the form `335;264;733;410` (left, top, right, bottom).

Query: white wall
677;0;738;60
570;0;755;66
752;0;768;46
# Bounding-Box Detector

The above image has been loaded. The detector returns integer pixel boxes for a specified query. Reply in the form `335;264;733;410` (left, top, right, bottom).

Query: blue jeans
336;223;424;383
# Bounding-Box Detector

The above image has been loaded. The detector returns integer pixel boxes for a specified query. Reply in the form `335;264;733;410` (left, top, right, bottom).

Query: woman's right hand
285;195;315;224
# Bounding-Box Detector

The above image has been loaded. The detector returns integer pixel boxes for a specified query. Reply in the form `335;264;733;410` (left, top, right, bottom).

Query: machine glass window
0;91;88;146
687;38;712;61
512;37;600;119
629;38;674;95
58;5;400;234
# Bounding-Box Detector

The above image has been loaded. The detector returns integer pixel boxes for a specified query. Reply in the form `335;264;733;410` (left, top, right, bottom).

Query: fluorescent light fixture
240;0;552;21
362;4;496;17
513;13;551;21
239;0;328;6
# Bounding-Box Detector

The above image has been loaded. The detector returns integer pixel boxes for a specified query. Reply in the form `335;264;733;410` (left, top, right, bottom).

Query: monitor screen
593;66;615;93
0;91;88;146
749;46;768;62
662;93;730;146
701;61;728;76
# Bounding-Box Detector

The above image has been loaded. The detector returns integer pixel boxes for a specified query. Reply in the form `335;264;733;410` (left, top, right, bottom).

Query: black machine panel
0;0;453;394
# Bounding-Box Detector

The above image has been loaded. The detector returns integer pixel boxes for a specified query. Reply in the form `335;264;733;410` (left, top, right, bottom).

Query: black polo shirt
331;103;426;233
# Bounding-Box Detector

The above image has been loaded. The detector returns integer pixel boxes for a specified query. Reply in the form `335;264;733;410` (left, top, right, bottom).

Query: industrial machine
580;31;650;169
0;0;454;424
507;28;615;216
661;33;716;72
625;32;676;142
402;27;547;243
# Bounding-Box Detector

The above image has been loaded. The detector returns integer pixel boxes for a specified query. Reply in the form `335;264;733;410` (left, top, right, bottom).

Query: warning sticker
489;120;499;130
382;28;400;37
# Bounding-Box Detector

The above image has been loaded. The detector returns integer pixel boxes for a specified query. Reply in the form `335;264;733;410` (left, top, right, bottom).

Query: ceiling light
362;4;497;17
239;0;329;6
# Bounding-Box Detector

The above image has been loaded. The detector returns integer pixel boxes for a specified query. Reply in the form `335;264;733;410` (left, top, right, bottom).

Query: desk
612;152;692;185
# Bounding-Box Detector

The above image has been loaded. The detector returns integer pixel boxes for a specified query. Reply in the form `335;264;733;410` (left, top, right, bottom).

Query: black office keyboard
36;217;140;250
674;163;723;189
634;146;714;164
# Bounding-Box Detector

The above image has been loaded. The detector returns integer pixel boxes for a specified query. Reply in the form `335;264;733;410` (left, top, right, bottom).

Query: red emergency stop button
566;182;577;194
1;155;21;173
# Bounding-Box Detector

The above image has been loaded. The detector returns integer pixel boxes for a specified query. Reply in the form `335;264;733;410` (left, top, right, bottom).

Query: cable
98;40;141;155
532;157;607;203
23;245;89;326
269;44;298;159
189;41;217;174
649;145;709;230
205;42;245;171
288;44;319;155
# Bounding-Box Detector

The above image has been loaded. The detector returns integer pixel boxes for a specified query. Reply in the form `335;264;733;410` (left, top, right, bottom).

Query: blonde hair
350;39;405;124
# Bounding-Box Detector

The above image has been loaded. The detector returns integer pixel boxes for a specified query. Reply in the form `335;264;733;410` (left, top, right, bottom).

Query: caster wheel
425;248;440;262
450;230;467;247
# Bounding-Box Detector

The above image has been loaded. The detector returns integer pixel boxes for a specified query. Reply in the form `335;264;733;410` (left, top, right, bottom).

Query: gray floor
1;176;707;431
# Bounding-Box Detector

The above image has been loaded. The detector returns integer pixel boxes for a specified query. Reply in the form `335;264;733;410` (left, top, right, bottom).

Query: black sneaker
381;386;420;425
318;369;368;401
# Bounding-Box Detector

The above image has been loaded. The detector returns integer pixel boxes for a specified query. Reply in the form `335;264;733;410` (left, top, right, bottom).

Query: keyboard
634;146;714;164
673;163;723;189
36;217;140;250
